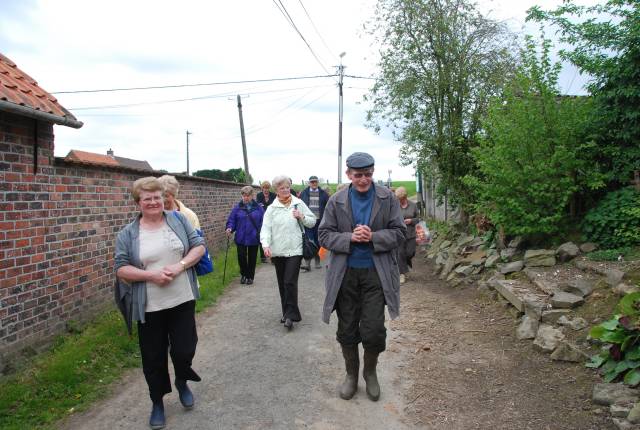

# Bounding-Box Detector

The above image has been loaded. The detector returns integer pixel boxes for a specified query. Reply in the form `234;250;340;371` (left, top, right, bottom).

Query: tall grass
0;246;241;430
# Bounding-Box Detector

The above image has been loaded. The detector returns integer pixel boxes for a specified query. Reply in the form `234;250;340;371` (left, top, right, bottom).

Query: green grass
0;246;241;430
587;246;640;262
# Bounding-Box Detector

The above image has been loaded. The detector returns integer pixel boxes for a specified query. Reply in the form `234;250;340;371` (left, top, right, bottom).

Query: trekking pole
222;235;230;284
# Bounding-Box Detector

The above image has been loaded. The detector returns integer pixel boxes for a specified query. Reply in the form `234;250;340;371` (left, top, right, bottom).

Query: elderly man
299;175;329;271
318;152;405;402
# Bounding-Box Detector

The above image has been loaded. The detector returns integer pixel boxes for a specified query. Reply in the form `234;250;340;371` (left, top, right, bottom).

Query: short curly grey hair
158;175;180;197
240;185;255;196
272;175;291;190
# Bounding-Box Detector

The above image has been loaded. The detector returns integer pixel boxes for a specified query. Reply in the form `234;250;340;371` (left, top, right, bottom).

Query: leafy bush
588;292;640;385
587;248;632;262
582;187;640;249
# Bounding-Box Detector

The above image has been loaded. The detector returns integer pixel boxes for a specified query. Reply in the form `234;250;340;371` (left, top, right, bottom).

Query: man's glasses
352;172;373;179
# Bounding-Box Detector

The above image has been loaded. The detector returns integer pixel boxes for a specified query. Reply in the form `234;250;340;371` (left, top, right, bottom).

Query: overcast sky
1;0;597;185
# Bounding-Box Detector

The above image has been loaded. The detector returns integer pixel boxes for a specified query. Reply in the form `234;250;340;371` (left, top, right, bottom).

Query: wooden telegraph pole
237;95;250;183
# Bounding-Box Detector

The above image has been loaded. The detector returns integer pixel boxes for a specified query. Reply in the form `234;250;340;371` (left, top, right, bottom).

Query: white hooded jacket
260;195;316;257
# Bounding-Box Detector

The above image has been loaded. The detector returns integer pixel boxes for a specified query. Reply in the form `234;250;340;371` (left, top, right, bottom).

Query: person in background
319;152;405;402
159;175;200;230
226;186;264;285
289;178;298;197
395;186;419;284
299;175;329;271
256;181;276;263
115;177;205;429
260;176;316;330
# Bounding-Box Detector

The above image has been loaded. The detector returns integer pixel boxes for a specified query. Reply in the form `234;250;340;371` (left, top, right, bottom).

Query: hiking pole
222;235;230;284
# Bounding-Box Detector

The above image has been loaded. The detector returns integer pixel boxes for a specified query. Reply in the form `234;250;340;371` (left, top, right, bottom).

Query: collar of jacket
270;195;303;208
334;184;387;226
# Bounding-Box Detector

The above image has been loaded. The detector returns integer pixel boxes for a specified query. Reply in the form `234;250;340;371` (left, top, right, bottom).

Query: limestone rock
611;404;632;418
508;236;524;249
533;324;565;353
459;250;487;265
561;279;594;298
516;315;539;340
500;248;517;262
541;309;572;324
435;252;447;266
607;269;626;286
550;341;588;362
580;242;598;253
439;255;457;280
524;298;547;321
628;402;640;424
556;242;580;263
612;418;639;430
551;291;585;309
615;283;640;296
440;240;452;250
456;235;474;247
593;383;640;406
557;315;588;331
454;265;474;276
524;249;557;267
485;254;500;268
499;261;524;274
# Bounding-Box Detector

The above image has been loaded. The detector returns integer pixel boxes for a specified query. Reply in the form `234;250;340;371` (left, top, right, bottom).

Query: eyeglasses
352;172;373;179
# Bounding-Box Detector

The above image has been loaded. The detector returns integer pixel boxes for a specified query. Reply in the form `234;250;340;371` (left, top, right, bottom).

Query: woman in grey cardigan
115;177;205;430
395;186;419;284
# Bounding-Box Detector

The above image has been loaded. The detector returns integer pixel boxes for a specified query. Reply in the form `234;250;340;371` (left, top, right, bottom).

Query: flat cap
346;152;375;169
309;175;319;181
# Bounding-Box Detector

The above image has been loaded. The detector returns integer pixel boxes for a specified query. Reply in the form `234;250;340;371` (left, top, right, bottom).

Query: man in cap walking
299;175;330;271
318;152;405;401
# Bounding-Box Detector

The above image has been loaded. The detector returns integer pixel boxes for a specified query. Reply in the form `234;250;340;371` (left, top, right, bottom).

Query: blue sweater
347;185;375;268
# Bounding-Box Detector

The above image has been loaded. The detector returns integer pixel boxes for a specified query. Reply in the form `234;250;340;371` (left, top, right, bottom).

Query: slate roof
65;150;153;171
0;52;82;128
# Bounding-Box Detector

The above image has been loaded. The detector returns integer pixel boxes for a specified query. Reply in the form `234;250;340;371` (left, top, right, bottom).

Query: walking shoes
175;379;195;409
149;400;165;429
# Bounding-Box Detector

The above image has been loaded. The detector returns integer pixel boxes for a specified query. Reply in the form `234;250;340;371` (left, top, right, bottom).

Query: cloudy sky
1;0;596;185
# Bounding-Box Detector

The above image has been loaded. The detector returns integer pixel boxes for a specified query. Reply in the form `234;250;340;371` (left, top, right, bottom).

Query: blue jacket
299;186;329;226
226;200;265;246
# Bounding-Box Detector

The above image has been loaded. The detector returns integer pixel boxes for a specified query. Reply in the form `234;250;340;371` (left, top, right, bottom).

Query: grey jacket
114;210;205;325
318;184;406;324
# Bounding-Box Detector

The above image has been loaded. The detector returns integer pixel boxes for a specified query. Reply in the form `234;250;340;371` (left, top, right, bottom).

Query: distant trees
193;168;251;184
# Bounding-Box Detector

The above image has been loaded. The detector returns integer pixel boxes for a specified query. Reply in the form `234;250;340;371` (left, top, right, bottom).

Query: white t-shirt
140;222;194;312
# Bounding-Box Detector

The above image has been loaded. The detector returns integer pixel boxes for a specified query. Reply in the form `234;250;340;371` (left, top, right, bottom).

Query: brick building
0;53;243;370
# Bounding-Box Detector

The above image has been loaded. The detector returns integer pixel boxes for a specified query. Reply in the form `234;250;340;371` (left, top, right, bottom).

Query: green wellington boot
339;344;359;400
363;349;381;401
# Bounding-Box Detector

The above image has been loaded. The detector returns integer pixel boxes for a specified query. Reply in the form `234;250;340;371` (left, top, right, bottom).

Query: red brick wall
0;111;245;366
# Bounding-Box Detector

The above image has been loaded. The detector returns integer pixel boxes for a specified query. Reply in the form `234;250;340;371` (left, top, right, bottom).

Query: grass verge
0;245;241;430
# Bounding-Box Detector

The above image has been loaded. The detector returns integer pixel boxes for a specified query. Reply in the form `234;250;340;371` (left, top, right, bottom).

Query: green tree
527;0;640;188
465;37;595;236
365;0;517;213
192;168;251;183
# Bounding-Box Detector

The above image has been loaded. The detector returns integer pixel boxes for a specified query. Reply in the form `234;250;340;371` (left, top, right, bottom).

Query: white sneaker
399;274;406;284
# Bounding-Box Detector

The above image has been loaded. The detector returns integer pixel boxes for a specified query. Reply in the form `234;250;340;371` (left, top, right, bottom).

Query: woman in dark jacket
256;181;276;263
226;186;265;285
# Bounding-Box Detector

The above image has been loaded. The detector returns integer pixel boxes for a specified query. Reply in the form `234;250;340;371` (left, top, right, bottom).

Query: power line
271;0;332;75
69;83;334;111
52;74;335;94
344;74;376;80
297;0;337;63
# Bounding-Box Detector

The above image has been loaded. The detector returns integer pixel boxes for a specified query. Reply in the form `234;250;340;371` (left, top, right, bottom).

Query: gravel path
62;262;408;430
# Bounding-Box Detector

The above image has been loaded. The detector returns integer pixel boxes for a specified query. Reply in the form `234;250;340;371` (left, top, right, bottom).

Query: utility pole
337;52;346;184
236;95;250;183
186;130;192;175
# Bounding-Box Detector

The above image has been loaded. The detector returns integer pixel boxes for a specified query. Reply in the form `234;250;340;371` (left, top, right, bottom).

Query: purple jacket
226;200;264;246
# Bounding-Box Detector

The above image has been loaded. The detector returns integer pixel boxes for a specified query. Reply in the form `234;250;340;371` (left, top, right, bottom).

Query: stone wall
0;111;244;362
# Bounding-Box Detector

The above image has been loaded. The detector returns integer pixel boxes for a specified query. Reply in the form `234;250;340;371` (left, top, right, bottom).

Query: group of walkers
114;152;420;429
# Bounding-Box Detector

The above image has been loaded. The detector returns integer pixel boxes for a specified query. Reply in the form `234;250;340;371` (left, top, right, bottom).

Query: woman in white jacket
261;175;316;330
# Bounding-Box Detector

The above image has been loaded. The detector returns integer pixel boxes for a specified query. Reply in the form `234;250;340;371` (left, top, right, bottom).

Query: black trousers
335;267;386;353
271;255;303;321
138;300;201;402
237;244;259;279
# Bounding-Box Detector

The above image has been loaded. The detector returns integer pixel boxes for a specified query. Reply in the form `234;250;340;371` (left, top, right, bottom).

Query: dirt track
62;252;614;429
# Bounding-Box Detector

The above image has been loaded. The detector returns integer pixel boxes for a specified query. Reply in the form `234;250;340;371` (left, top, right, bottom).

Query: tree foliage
193;168;250;183
465;37;595;236
365;0;517;210
582;187;640;248
527;0;640;187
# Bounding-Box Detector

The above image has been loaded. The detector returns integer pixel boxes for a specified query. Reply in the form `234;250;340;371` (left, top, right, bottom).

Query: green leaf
619;292;640;316
624;369;640;386
601;329;628;344
625;346;640;360
586;353;608;368
600;317;621;330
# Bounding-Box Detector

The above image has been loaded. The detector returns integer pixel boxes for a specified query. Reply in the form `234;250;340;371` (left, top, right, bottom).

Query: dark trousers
237;244;259;279
138;300;201;402
398;237;416;274
335;267;386;353
272;255;303;321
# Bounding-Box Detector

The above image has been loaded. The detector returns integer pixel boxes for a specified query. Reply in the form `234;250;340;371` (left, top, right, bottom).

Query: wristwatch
179;260;187;270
